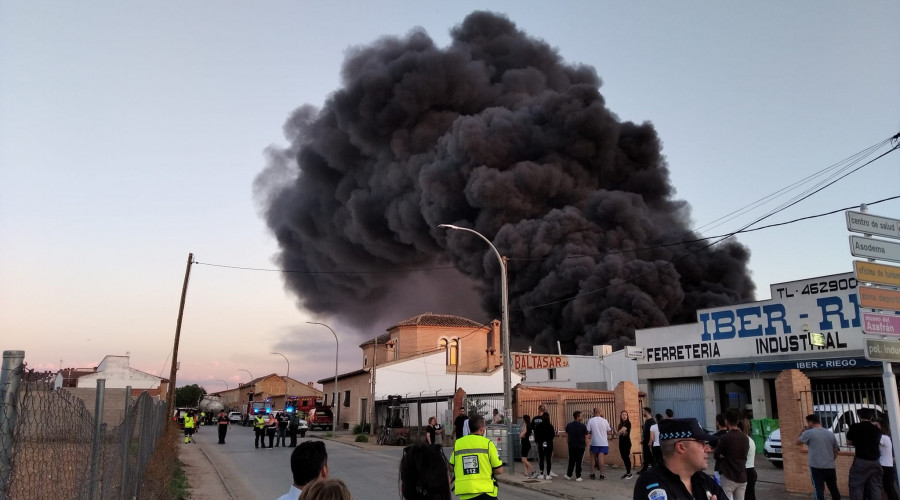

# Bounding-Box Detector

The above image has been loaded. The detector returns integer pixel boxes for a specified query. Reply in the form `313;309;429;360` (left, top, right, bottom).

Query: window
548;368;556;380
343;390;350;407
364;356;368;368
393;338;399;359
449;339;458;365
440;337;459;366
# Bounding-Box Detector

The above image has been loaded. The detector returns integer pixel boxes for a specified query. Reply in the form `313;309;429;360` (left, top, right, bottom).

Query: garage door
651;378;706;428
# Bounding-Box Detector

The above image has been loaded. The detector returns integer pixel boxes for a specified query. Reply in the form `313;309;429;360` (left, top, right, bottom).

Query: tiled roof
387;313;486;330
359;333;392;347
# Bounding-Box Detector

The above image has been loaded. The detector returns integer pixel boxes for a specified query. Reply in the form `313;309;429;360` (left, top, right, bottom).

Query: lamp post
271;352;290;379
307;321;340;432
237;369;253;385
216;379;229;391
438;223;513;470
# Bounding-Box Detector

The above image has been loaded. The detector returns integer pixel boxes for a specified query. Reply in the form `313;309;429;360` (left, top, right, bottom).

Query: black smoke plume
255;11;755;353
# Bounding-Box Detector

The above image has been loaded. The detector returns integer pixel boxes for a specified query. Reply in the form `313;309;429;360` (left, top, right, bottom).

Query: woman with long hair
520;415;536;478
399;444;452;500
617;410;633;479
875;418;900;500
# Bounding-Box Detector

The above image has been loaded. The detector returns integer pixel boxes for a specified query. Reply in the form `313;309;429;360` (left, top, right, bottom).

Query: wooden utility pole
369;339;377;435
166;253;194;422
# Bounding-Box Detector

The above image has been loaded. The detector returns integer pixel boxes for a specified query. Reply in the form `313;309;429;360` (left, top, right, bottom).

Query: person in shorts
586;407;612;480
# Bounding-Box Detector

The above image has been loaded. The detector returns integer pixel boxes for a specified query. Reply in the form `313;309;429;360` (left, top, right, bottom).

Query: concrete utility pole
166;253;193;421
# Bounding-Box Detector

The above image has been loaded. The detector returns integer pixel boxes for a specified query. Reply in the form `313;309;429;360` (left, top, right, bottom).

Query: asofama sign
637;272;866;364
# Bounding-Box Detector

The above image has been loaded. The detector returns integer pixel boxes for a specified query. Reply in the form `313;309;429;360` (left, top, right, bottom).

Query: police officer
288;411;299;447
450;414;504;500
183;411;196;444
216;410;229;444
253;413;266;449
633;418;726;500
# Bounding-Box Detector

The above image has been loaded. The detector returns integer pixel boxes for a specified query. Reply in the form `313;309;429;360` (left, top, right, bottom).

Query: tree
175;384;206;407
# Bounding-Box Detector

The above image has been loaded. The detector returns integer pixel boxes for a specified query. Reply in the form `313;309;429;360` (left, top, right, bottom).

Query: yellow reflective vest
254;415;266;429
451;433;502;499
184;415;195;429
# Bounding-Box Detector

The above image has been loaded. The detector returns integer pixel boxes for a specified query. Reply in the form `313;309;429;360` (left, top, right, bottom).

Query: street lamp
216;379;229;391
439;223;513;469
307;321;340;432
237;369;253;385
271;352;290;379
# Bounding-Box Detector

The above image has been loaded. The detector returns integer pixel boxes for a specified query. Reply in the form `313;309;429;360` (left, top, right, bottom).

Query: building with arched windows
319;312;521;431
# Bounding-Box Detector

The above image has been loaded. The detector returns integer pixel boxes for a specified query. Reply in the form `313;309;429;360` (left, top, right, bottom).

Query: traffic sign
864;337;900;363
850;235;900;264
863;312;900;336
859;286;900;312
847;211;900;240
854;260;900;287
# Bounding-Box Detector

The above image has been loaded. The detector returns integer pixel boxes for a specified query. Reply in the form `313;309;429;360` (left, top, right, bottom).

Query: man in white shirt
276;440;329;500
585;407;612;480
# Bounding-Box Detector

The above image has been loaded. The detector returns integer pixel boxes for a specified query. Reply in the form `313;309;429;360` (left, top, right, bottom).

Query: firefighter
254;413;266;449
183;411;196;444
216;410;229;444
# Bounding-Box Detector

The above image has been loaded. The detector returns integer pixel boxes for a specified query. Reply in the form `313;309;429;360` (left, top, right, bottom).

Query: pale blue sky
1;1;898;391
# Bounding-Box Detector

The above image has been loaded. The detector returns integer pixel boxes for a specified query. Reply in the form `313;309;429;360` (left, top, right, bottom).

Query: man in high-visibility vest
254;413;266;449
183;411;196;444
450;414;504;499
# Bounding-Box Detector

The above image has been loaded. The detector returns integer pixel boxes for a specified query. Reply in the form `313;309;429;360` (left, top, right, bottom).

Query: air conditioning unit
592;345;613;357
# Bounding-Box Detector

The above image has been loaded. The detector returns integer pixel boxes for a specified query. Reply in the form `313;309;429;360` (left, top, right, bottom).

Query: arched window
449;338;459;366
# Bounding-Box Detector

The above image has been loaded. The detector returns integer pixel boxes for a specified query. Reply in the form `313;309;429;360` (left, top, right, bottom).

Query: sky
1;1;898;393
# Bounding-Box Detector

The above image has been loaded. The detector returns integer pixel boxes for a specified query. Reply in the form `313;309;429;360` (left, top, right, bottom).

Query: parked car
228;411;242;423
297;417;309;437
763;429;782;467
814;403;885;450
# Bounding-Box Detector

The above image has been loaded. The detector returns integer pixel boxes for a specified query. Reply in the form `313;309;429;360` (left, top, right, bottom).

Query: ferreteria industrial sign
636;272;866;364
512;353;569;371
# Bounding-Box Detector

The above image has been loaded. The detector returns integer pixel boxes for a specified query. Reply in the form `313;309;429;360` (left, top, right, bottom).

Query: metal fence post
90;379;106;500
0;350;25;500
119;386;131;500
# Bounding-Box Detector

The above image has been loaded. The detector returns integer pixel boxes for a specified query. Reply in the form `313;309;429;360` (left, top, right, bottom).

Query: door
651;378;707;428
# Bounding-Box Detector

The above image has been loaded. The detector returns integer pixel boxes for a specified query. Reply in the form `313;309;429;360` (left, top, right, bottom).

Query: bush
355;434;368;443
352;423;371;435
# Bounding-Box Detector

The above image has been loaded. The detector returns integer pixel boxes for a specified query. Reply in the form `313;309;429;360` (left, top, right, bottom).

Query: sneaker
621;473;628;479
530;472;539;479
598;474;606;480
589;473;596;480
564;475;571;480
537;474;545;480
549;471;558;477
624;473;633;480
576;477;583;482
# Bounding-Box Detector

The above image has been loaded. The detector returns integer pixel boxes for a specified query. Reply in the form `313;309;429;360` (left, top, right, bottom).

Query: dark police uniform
633;463;726;500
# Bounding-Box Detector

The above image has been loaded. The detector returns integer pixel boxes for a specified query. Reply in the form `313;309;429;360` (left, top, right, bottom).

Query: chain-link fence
1;351;169;500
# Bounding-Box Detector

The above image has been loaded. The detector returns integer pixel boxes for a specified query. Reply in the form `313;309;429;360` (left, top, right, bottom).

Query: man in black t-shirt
847;408;883;500
564;411;589;481
638;407;656;473
453;407;468;439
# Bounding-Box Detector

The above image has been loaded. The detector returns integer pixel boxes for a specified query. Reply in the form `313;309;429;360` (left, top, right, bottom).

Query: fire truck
242;400;273;426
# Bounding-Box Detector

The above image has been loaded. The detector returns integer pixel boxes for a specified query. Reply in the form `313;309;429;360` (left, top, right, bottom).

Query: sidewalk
322;432;809;500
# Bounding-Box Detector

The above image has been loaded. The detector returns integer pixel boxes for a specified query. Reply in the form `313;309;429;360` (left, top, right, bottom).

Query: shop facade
635;272;893;428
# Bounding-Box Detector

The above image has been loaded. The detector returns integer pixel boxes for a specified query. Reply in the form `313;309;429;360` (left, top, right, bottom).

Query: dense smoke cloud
255;11;755;353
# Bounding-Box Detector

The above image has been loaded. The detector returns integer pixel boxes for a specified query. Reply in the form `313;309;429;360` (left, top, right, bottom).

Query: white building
54;355;167;391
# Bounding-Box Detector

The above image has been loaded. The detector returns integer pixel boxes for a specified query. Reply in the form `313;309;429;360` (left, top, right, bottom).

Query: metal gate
650;378;706;428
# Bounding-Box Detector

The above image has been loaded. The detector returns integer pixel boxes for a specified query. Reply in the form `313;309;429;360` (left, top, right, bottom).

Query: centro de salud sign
512;353;569;371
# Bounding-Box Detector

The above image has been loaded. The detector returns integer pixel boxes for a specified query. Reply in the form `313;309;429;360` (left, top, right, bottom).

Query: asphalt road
191;424;551;500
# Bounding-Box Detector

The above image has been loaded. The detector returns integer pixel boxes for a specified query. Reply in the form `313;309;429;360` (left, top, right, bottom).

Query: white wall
373;351;521;401
521;350;638;389
76;356;162;389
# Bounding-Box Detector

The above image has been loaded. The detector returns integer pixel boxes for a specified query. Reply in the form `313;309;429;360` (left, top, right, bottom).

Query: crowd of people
180;402;898;500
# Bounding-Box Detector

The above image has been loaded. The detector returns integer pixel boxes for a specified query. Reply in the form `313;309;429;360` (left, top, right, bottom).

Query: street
187;424;552;500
